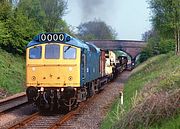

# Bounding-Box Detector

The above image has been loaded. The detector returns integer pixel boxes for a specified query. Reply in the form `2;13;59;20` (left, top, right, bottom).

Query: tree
0;21;10;44
17;0;45;31
149;0;180;55
18;0;67;32
77;20;117;41
56;19;74;35
142;29;157;41
2;10;39;54
140;28;175;62
39;0;67;32
0;0;12;21
0;0;69;54
0;0;41;54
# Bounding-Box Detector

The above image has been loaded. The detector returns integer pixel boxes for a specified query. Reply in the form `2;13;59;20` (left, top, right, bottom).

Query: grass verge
100;52;180;129
0;48;25;98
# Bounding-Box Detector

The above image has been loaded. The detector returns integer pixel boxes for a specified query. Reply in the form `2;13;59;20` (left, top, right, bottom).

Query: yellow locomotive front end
26;43;81;88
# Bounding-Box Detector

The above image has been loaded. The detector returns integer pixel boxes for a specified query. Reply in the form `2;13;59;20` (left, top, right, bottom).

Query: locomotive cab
26;33;82;111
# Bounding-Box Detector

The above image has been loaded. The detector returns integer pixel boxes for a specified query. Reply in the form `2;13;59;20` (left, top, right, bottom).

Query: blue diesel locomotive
26;32;127;112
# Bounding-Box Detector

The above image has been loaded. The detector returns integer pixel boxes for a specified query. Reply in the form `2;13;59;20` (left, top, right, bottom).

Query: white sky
63;0;152;40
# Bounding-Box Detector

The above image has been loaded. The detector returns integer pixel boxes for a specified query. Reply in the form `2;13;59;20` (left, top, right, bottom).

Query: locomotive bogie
26;86;78;111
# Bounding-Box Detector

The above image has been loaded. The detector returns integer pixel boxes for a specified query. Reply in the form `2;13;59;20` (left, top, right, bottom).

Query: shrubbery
140;0;180;62
0;0;69;55
140;38;175;62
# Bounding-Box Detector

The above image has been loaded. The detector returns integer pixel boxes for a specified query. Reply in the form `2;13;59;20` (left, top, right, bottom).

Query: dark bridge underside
89;40;146;59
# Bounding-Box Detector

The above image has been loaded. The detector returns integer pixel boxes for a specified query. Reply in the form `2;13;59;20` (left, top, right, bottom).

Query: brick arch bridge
89;40;146;67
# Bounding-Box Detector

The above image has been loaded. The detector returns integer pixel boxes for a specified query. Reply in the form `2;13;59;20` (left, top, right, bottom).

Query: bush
158;39;175;54
1;11;40;54
139;38;175;62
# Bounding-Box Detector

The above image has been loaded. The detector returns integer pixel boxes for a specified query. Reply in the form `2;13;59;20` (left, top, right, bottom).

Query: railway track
7;101;86;129
0;93;28;115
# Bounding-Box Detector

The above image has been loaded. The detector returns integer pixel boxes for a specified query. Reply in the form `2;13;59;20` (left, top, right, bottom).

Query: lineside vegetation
101;52;180;129
141;0;180;62
0;48;25;98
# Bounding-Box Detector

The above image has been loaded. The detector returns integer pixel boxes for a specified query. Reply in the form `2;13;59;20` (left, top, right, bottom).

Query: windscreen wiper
64;46;71;53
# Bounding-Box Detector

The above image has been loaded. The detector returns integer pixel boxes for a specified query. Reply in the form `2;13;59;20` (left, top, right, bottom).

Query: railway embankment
0;48;25;99
101;52;180;129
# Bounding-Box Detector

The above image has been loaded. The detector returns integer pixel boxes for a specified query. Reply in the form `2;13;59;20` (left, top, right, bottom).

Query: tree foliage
140;35;175;62
77;20;117;41
3;11;39;54
39;0;67;32
149;0;180;55
0;0;69;54
0;0;12;21
140;0;180;62
17;0;45;30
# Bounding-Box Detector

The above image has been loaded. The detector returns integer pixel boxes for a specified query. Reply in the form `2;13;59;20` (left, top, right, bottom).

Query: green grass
0;48;25;98
100;52;180;129
149;114;180;129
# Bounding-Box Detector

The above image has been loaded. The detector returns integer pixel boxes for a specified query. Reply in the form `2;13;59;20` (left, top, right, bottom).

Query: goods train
26;32;128;112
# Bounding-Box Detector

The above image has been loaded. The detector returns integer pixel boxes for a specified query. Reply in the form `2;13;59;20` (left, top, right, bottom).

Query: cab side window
29;46;42;59
45;44;60;59
63;46;76;59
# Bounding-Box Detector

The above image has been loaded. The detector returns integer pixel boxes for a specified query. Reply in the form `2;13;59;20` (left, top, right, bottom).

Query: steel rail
0;92;26;103
0;93;28;115
48;100;89;129
8;112;39;129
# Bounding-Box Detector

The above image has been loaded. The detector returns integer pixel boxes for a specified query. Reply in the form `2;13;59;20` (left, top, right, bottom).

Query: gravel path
60;71;131;129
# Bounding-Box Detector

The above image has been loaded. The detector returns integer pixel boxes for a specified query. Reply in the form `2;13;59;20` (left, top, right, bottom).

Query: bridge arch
134;53;141;61
89;40;146;69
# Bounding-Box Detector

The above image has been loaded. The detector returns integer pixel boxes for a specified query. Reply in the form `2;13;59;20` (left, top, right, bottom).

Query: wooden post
119;91;123;105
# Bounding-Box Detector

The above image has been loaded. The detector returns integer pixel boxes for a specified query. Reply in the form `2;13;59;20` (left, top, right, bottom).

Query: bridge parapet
89;40;146;59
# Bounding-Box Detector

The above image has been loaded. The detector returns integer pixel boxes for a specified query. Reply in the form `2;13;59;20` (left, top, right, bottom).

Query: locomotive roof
27;32;100;53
